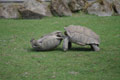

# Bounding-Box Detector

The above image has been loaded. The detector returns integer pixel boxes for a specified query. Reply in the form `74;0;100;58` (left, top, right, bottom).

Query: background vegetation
0;14;120;80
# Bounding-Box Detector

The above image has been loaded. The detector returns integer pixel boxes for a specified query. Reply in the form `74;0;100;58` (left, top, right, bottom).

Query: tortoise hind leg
90;44;100;51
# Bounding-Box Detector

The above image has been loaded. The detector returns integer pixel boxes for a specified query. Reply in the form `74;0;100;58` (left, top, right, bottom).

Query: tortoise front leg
68;42;72;49
63;36;69;51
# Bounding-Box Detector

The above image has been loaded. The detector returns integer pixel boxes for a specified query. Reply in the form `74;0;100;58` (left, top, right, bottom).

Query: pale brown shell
65;25;100;45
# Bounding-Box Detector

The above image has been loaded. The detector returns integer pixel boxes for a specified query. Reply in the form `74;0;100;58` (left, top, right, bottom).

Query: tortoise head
30;38;38;46
30;38;35;43
64;27;69;36
64;31;68;36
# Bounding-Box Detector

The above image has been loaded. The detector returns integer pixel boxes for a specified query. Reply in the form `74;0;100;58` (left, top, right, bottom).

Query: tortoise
63;25;100;51
30;31;63;51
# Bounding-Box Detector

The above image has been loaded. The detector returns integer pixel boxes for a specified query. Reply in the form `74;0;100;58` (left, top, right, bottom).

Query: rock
113;0;120;14
0;4;20;19
106;0;114;3
104;0;120;15
64;0;72;4
68;0;85;12
50;0;72;16
77;0;85;8
87;0;114;16
19;0;52;19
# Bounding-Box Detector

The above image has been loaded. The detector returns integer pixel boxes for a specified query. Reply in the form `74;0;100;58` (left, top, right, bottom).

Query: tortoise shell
64;25;100;45
31;31;63;51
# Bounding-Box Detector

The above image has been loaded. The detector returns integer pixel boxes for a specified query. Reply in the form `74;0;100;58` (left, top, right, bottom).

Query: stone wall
0;0;51;3
0;0;120;19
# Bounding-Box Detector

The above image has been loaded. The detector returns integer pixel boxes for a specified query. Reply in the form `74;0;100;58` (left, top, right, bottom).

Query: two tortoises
30;25;100;51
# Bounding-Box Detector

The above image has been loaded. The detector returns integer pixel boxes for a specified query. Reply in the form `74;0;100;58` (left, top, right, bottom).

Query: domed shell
31;31;63;51
38;35;61;50
64;25;100;45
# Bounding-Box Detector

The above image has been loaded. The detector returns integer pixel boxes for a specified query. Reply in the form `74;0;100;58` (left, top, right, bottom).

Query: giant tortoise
63;25;100;51
30;31;63;51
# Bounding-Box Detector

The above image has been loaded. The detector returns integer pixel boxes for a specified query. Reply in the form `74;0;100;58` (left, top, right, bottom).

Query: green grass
0;15;120;80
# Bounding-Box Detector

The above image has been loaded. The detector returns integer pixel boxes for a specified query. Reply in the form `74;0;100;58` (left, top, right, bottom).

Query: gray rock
0;4;20;18
87;0;114;16
19;0;52;19
104;0;120;15
50;0;72;16
68;0;85;12
63;25;100;51
30;31;63;51
106;0;114;3
113;0;120;14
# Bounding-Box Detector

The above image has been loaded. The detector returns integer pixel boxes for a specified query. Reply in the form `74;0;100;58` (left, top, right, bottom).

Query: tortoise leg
63;36;69;51
90;45;94;50
91;44;100;51
68;42;72;49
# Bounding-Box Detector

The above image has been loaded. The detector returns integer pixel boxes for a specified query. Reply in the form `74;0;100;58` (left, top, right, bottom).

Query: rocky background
0;0;120;19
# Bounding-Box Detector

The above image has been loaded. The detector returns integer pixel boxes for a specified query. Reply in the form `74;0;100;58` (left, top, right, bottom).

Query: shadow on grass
69;47;93;51
27;48;62;52
27;47;93;52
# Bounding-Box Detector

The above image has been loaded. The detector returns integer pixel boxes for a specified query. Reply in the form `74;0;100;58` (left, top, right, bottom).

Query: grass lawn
0;14;120;80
